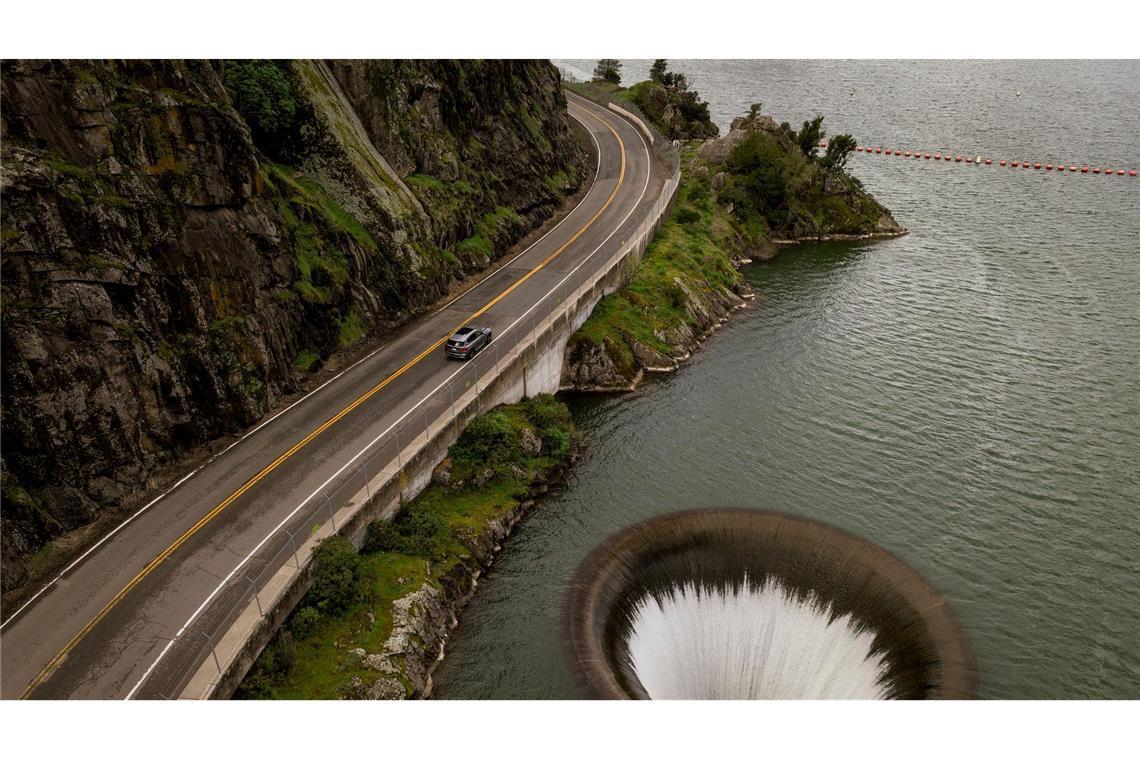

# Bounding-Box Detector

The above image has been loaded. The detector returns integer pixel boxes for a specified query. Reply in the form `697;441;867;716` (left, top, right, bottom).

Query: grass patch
264;163;377;252
336;310;365;348
294;349;319;373
404;173;446;191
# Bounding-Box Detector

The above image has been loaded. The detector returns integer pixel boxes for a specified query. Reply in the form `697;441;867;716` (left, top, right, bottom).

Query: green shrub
290;606;322;639
540;427;571;459
361;520;398;555
236;630;296;698
294;349;319;373
519;394;570;431
223;61;298;154
675;206;700;225
306;536;360;614
362;504;450;561
451;410;519;466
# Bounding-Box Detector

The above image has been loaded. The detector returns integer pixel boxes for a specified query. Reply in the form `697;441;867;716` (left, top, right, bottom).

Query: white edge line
125;100;651;700
0;101;605;633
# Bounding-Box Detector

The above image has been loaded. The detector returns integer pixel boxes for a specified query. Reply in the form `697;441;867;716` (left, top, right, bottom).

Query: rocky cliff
0;59;587;592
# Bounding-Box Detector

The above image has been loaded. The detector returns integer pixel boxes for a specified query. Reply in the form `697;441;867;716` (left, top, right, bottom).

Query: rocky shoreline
340;457;573;700
561;274;757;392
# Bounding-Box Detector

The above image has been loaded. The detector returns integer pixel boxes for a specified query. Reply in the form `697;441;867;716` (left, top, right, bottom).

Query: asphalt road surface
0;92;665;699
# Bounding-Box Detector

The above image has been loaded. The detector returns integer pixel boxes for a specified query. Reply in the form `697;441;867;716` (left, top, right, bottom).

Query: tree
726;131;790;215
749;103;763;119
796;115;826;159
222;61;297;154
650;59;669;84
821;134;857;173
593;59;622;85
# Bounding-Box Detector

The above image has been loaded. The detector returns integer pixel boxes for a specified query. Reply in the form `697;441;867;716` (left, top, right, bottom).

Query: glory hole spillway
564;509;977;699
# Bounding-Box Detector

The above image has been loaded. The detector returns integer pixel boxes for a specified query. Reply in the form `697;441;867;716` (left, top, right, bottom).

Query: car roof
453;327;474;335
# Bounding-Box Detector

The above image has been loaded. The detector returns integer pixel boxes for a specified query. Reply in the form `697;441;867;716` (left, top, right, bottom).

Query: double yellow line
20;103;626;699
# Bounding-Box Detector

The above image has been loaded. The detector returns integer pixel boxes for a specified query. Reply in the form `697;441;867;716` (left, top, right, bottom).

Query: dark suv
444;326;492;360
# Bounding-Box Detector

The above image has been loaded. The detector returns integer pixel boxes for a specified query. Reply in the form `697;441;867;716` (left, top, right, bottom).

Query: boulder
629;340;676;373
363;653;398;675
519;427;542;457
473;467;495;488
367;677;406;700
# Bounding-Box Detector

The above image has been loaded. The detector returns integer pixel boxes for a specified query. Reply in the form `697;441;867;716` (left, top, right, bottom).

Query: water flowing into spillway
626;577;890;699
565;509;976;699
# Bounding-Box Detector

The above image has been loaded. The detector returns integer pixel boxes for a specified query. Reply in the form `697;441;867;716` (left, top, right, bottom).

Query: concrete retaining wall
182;158;681;700
607;103;654;145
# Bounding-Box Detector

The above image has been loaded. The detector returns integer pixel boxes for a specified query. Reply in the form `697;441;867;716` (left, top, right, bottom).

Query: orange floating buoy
1069;166;1077;171
934;153;942;159
820;141;828;148
1081;166;1089;173
999;160;1007;166
1045;164;1053;170
876;147;883;154
1130;170;1137;176
985;159;993;165
1034;163;1041;169
1092;168;1100;174
925;153;931;159
904;151;912;157
954;155;961;162
895;150;902;155
944;155;952;161
1118;170;1126;175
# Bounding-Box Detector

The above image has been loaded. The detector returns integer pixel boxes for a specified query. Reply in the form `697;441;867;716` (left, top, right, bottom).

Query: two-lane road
1;93;664;699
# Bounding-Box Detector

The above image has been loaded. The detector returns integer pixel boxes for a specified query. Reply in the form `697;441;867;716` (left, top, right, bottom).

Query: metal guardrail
156;104;684;701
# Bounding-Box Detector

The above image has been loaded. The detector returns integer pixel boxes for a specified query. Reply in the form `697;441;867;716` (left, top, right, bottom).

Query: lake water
432;60;1140;699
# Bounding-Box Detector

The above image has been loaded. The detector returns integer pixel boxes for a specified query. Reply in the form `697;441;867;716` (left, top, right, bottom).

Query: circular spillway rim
564;508;978;699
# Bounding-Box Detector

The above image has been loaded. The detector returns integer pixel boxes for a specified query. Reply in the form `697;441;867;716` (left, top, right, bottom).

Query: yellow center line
20;102;627;699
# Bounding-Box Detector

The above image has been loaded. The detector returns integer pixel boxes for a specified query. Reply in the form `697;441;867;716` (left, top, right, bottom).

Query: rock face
0;59;587;592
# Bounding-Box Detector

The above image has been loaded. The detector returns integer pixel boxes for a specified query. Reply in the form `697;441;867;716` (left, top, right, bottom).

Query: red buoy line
818;141;1136;177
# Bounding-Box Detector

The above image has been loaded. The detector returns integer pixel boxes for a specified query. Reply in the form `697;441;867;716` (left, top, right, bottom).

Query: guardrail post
449;381;458;434
246;576;263;616
288;531;300;568
201;632;221;674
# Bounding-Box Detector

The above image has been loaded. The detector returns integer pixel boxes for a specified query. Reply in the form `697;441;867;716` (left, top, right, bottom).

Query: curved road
0;93;664;699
